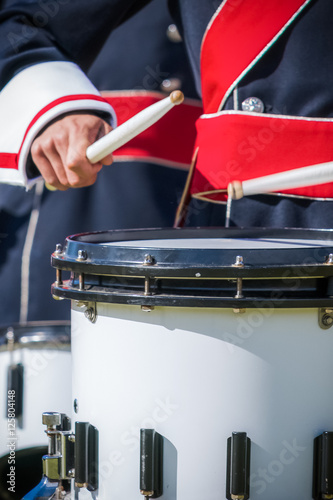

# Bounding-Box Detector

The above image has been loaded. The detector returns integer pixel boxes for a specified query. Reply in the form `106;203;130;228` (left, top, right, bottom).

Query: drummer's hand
31;113;113;190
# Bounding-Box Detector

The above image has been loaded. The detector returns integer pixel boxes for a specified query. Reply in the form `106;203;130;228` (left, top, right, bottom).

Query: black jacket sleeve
0;0;151;90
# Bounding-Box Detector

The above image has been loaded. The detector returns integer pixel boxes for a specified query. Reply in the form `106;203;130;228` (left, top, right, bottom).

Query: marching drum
51;228;333;500
0;322;72;500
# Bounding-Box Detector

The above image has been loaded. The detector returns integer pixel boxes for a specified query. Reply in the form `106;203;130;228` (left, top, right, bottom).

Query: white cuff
0;61;116;188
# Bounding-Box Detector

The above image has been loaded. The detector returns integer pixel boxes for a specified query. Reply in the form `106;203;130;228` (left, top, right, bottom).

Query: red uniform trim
104;92;201;168
191;112;333;201
0;94;108;171
187;0;333;203
0;153;16;170
201;0;311;113
0;92;202;175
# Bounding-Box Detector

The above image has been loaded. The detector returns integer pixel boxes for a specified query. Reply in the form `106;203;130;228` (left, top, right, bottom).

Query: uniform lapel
201;0;313;113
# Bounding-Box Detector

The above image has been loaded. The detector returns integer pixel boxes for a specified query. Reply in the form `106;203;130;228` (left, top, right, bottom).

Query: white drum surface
71;301;333;500
105;237;331;249
0;339;72;455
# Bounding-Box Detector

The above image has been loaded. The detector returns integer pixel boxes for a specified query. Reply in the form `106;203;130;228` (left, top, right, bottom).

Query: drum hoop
51;228;333;309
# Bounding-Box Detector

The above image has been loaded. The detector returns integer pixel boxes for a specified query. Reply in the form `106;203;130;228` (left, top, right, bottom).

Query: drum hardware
143;254;155;311
318;308;333;329
41;413;98;492
51;227;333;499
42;412;74;481
327;254;333;265
74;301;97;323
325;254;333;265
54;244;64;289
313;432;333;500
76;251;87;291
232;256;244;300
76;250;87;262
140;429;163;499
226;432;251;500
143;254;156;266
55;268;63;287
232;256;246;313
74;421;99;491
54;244;63;256
51;228;333;309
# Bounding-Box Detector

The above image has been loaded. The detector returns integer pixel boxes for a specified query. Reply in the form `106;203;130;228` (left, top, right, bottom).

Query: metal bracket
318;308;333;329
42;413;99;492
42;413;75;481
75;301;97;323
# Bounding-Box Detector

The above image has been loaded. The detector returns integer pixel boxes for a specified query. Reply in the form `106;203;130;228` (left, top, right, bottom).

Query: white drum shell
0;337;71;455
71;301;332;500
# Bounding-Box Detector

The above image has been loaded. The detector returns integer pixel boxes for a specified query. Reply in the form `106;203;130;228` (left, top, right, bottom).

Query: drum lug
75;421;99;491
318;308;333;329
313;431;333;499
140;429;163;498
226;432;251;500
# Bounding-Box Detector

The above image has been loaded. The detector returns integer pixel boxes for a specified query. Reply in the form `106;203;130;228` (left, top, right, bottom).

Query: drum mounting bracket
318;308;333;329
75;301;97;323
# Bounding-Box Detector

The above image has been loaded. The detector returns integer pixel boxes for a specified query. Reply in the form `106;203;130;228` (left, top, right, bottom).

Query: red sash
104;92;201;169
187;0;333;203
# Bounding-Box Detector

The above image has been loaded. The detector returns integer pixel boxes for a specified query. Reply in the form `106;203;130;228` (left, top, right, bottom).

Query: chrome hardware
77;249;87;261
143;254;155;266
84;302;97;323
54;244;63;255
233;256;244;300
76;301;97;323
42;412;99;492
319;308;333;329
42;412;74;481
326;253;333;265
233;256;244;268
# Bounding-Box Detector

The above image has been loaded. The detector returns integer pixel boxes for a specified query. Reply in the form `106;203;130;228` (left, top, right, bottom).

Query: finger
33;154;69;191
31;138;69;190
64;137;103;188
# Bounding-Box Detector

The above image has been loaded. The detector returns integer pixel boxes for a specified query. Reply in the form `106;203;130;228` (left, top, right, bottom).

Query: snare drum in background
0;322;71;500
51;228;333;500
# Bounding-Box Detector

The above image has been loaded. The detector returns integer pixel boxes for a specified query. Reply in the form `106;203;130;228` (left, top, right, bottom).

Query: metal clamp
42;412;75;481
42;413;99;492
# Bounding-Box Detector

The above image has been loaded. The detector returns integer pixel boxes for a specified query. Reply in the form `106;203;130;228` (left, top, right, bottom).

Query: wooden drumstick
227;160;333;200
86;90;184;163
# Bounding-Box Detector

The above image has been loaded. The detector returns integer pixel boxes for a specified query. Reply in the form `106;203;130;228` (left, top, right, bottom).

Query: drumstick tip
170;90;184;105
228;180;243;200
